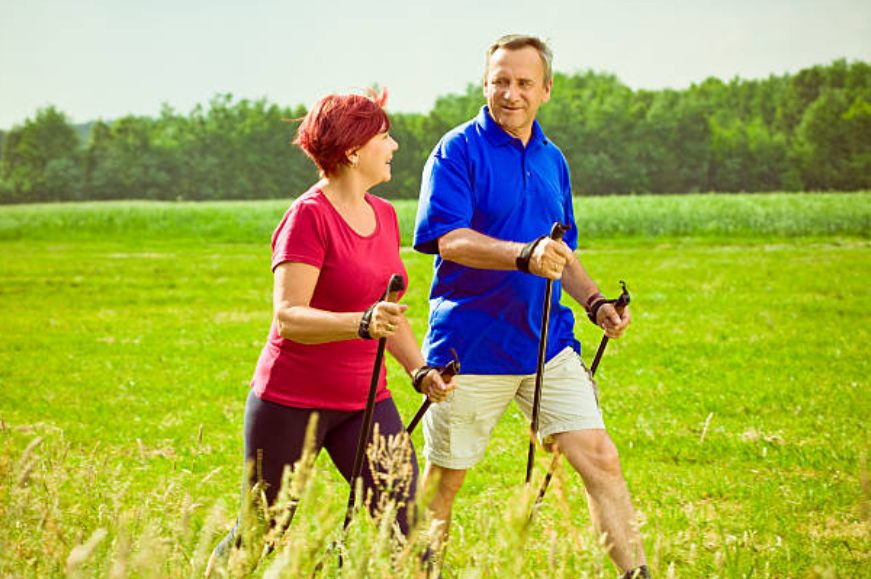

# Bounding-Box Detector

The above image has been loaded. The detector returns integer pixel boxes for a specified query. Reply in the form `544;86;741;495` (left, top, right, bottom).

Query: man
413;34;650;579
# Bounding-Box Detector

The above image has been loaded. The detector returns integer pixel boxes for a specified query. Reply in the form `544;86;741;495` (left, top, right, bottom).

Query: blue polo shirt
413;106;580;375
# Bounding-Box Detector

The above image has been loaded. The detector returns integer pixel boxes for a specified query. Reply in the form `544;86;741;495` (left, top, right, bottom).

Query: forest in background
1;58;869;204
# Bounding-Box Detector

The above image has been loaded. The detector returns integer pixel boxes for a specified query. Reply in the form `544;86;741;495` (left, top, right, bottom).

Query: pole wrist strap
411;366;438;393
516;235;547;274
357;302;378;340
587;297;610;324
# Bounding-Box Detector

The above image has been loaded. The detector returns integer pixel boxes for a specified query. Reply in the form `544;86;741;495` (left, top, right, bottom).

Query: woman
207;88;454;575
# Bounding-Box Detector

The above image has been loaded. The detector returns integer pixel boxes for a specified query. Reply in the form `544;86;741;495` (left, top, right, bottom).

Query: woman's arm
272;261;406;344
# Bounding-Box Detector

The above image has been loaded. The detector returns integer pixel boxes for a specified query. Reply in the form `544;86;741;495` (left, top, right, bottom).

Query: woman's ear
346;149;359;168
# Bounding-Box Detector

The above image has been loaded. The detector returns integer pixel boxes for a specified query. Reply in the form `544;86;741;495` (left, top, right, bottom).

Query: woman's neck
317;173;376;236
319;172;368;210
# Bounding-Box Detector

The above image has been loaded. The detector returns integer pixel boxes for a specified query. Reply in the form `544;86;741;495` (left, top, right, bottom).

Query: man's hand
528;238;575;280
596;303;631;339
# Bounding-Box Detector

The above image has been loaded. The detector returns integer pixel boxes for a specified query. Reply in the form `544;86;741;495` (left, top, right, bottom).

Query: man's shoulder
542;138;569;162
532;122;567;156
433;117;489;164
439;117;480;146
532;129;570;169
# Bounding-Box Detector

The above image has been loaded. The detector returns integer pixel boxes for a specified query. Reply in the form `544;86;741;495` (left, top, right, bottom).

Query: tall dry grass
1;421;634;579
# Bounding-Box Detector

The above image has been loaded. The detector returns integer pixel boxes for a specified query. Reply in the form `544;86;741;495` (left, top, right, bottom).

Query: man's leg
421;461;467;575
553;429;646;572
423;462;467;541
523;349;648;575
421;371;519;576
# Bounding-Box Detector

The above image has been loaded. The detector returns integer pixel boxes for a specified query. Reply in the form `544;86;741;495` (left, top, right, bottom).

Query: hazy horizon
1;0;869;130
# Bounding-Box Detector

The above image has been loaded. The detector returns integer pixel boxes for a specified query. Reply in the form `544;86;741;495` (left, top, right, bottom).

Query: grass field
1;193;870;578
1;192;869;244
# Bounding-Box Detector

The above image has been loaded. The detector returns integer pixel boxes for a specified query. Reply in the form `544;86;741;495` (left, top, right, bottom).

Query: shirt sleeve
271;200;327;271
413;137;475;255
386;199;401;249
560;156;579;251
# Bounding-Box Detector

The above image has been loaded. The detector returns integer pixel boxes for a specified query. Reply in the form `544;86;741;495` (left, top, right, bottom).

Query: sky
1;0;869;130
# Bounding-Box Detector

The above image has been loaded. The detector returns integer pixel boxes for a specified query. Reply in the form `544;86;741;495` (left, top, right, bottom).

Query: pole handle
613;280;631;315
440;348;461;379
406;348;460;435
549;222;571;241
383;274;405;303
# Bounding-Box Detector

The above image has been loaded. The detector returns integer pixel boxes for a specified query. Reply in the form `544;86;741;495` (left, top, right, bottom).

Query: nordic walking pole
589;280;631;375
344;273;405;530
307;275;406;578
406;348;460;435
526;222;571;487
531;281;631;516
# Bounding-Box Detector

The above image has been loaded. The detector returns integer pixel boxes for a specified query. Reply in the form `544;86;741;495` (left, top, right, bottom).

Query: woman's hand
366;302;409;339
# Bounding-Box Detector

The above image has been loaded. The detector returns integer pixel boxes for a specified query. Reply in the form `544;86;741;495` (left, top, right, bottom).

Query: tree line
1;59;869;204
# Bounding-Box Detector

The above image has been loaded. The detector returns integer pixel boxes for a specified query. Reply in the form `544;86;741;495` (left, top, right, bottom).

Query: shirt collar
476;105;548;149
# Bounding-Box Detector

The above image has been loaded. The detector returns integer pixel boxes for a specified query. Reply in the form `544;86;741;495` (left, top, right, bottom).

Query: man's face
483;46;552;142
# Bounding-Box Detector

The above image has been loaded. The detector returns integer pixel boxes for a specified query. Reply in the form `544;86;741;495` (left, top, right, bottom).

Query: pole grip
406;348;460;435
549;222;571;241
440;360;460;380
384;274;405;303
613;280;631;315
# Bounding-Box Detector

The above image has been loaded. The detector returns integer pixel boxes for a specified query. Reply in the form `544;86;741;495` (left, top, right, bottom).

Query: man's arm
562;255;631;339
438;227;575;279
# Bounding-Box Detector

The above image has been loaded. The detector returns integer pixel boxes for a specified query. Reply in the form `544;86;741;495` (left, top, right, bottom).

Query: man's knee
593;440;622;475
557;430;623;476
425;464;467;501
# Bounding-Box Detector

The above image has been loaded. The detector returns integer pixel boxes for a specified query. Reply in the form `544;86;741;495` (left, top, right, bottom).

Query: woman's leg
324;397;420;535
208;391;330;570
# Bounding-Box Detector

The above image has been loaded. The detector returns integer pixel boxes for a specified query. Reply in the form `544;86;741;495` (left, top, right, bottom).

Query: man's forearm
561;255;602;307
437;228;523;270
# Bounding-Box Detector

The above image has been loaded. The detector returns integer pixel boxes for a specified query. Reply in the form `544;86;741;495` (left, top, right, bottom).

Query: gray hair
485;34;553;85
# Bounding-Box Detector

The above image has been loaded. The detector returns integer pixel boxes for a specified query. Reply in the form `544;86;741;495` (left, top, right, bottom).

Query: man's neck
485;108;533;146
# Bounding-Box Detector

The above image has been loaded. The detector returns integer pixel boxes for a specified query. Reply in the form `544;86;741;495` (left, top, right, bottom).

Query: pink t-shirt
250;187;407;410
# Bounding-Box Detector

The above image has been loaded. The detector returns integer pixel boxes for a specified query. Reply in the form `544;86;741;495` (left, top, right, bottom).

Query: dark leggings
213;390;419;556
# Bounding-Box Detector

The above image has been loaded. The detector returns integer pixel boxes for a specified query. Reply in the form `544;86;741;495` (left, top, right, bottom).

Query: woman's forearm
275;305;363;344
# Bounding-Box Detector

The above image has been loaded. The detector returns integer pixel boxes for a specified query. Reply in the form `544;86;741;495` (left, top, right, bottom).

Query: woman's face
354;131;399;186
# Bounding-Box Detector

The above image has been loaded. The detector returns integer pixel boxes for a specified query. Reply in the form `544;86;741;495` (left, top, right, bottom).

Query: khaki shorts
423;347;606;469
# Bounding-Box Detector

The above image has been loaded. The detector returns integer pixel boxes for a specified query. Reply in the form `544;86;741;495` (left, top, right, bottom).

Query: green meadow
1;192;870;578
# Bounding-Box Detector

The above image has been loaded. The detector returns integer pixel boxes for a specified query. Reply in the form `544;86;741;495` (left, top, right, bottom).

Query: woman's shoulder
289;186;327;211
280;186;330;222
272;186;328;241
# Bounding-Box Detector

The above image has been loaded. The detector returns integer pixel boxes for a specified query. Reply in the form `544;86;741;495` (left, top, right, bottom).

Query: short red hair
293;88;390;176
